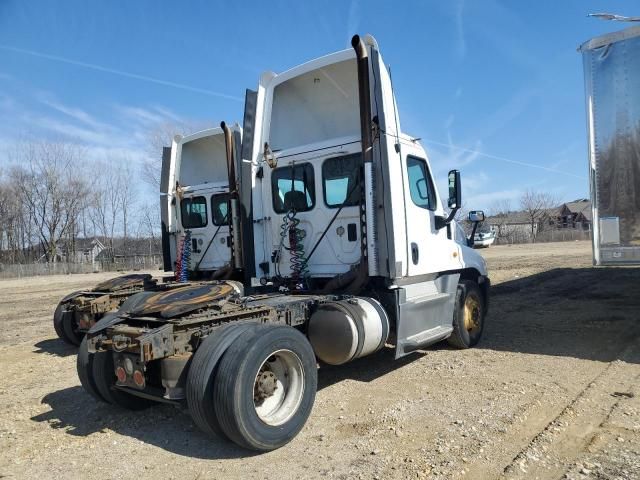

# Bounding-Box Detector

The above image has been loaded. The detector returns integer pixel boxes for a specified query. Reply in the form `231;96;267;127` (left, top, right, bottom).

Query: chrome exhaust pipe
346;34;374;291
351;35;373;165
220;121;237;194
221;121;242;270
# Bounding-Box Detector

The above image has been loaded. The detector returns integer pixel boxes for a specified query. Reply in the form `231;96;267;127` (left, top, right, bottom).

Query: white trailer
580;24;640;265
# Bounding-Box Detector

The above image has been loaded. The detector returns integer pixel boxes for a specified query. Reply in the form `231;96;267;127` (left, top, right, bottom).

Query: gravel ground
0;241;639;479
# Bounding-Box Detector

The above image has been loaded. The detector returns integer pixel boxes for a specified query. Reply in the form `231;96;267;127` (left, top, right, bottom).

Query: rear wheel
92;349;153;410
61;311;83;346
53;303;67;341
186;323;259;438
77;336;107;402
213;325;317;451
447;280;485;349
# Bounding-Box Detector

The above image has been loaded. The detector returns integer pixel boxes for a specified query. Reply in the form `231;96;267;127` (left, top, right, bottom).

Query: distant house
549;199;592;231
487;211;538;243
487;199;592;244
56;237;106;264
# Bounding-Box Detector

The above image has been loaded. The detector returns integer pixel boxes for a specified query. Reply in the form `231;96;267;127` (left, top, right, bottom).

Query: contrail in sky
0;44;244;102
422;138;586;180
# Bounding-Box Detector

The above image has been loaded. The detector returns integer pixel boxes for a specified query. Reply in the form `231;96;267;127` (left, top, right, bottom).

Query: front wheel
213;325;318;451
447;280;485;349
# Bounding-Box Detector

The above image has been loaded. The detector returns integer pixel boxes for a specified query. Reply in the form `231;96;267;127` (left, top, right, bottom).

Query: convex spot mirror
416;178;429;200
469;210;485;222
447;170;461;209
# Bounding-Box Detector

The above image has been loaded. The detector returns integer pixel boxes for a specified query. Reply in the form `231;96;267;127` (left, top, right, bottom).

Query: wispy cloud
472;86;540;142
0;44;244;102
36;92;108;130
0;89;197;193
423;137;586;180
466;188;522;209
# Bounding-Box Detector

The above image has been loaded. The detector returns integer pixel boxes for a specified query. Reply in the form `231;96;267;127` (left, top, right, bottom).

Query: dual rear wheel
77;323;317;451
188;324;317;451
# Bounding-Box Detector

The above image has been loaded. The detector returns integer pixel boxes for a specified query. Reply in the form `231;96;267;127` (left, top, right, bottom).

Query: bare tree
88;161;126;258
520;189;558;242
10;141;89;262
490;199;512;217
119;161;137;255
136;201;160;255
488;199;513;243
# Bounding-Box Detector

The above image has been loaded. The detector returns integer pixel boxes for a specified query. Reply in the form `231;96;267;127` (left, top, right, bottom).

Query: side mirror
447;170;461;209
467;210;486;248
436;170;462;232
468;210;485;222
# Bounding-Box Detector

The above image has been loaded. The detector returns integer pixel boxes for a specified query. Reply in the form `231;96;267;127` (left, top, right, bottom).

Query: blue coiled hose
178;230;191;282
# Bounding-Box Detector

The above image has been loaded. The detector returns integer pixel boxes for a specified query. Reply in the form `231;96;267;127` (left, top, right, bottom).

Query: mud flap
394;273;460;359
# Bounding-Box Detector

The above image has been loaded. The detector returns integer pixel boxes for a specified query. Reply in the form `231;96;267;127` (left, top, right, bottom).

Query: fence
494;228;591;245
0;254;163;280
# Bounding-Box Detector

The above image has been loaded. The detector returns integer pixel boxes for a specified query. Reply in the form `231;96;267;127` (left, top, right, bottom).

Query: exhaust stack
350;34;375;290
221;121;243;270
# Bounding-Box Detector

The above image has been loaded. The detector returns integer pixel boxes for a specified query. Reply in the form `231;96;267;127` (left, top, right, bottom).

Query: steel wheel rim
463;295;482;333
253;349;305;426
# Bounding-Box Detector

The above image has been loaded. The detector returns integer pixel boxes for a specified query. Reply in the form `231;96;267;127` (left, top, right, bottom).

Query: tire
213;325;318;451
77;336;107;403
53;302;67;341
92;348;154;410
61;310;83;346
447;280;485;349
186;323;259;438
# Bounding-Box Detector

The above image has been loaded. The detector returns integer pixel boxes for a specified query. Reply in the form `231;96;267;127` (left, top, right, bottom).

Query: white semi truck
53;125;242;345
160;124;243;279
78;34;490;451
580;23;640;265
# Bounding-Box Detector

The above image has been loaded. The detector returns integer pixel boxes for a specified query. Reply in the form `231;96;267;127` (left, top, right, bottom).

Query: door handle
411;242;419;265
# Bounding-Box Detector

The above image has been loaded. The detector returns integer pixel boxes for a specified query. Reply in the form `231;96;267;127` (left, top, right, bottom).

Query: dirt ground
0;241;639;480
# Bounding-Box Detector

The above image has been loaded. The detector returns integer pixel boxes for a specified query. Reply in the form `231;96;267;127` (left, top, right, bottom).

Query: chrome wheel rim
463;295;482;334
253;349;305;426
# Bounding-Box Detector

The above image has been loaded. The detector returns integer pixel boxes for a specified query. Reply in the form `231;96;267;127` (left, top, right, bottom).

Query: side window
271;163;315;213
322;153;361;208
406;156;436;210
180;196;207;228
211;194;230;226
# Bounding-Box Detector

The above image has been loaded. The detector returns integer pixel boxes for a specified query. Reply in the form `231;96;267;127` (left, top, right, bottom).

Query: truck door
403;154;458;276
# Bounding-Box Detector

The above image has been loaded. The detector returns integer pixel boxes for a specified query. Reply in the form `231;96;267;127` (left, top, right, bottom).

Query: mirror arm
435;206;459;230
468;221;479;247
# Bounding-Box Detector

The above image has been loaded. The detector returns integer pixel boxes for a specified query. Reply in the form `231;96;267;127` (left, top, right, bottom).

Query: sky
0;0;637;212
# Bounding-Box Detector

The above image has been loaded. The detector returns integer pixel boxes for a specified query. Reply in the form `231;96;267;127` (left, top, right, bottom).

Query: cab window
181;196;207;228
271;163;315;213
406;156;436;210
211;194;230;226
322;153;361;207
